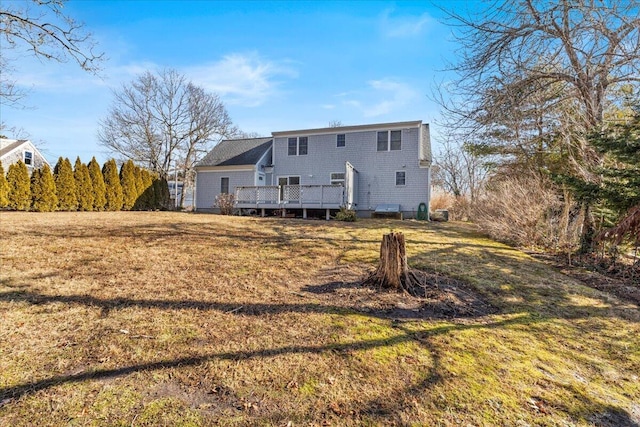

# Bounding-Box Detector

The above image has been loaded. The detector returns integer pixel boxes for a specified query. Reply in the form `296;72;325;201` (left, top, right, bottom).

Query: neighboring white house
0;139;50;172
194;120;432;219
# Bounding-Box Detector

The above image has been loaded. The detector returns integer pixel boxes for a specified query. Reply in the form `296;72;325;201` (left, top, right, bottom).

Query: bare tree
1;0;103;106
433;138;487;202
438;0;640;250
98;69;238;207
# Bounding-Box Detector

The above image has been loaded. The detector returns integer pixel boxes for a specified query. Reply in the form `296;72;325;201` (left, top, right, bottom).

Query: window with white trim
395;171;406;186
330;172;345;186
336;134;345;148
24;151;33;166
287;137;308;156
377;130;402;151
221;177;229;194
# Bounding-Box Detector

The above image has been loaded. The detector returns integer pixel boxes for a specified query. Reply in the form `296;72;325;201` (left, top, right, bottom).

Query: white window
330;172;345;186
221;177;229;194
24;151;33;166
377;130;402;151
395;171;406;186
287;137;308;156
336;134;345;148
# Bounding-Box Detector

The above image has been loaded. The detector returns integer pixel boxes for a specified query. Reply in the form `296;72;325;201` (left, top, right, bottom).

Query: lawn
1;212;638;426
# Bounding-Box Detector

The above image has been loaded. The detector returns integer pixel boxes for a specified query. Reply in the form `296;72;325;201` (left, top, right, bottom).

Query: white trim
0;140;50;167
195;166;255;172
395;170;406;186
273;120;422;137
277;175;301;185
377;130;402;152
220;176;230;194
287;136;308;156
329;171;345;186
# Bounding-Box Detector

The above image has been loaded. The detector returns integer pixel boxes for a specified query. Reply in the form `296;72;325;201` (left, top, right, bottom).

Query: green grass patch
0;212;638;426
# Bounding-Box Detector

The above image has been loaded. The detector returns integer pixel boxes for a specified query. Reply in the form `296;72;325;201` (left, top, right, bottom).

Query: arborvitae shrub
134;165;144;199
54;157;78;211
120;160;138;210
102;159;123;211
134;168;152;210
88;157;107;211
157;176;171;209
0;161;9;208
74;157;94;211
7;161;31;210
31;163;58;212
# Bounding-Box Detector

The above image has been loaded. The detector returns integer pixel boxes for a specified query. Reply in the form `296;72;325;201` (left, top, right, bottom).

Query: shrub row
0;158;169;212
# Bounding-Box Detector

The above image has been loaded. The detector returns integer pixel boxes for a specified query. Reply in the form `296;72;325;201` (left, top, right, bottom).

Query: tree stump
364;232;413;292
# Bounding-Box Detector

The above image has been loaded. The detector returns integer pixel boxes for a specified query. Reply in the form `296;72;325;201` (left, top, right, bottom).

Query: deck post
326;208;330;220
303;208;307;219
261;208;265;217
282;208;286;218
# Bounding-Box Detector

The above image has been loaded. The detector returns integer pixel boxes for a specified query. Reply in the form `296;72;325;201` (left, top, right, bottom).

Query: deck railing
235;184;344;208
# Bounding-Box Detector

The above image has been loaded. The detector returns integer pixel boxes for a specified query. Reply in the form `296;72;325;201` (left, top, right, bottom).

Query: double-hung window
376;130;402;151
221;177;229;194
24;151;33;166
330;172;345;186
336;134;345;148
288;137;308;156
395;171;406;186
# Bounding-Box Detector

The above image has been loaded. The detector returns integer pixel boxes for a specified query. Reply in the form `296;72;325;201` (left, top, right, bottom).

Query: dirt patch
529;252;640;306
304;264;497;320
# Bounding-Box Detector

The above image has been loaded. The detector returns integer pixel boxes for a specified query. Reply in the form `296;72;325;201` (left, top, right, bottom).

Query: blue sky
1;1;475;165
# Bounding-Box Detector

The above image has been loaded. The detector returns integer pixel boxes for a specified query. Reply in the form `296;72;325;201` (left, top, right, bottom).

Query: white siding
272;126;429;216
195;170;256;211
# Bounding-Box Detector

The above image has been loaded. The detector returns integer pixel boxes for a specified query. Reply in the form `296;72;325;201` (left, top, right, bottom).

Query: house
194;120;432;219
0;139;50;171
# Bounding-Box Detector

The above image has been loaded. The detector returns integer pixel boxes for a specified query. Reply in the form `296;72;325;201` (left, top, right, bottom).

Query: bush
215;193;235;215
0;161;9;208
54;157;78;211
74;157;94;211
88;157;107;211
6;161;31;210
333;206;357;222
102;159;123;211
471;174;581;250
31;163;58;212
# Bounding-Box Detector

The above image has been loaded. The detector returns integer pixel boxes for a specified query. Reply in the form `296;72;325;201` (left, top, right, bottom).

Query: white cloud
339;78;419;118
186;53;298;107
380;9;434;38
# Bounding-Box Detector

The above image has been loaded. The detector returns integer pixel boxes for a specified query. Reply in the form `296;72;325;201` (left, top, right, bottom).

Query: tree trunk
365;232;412;290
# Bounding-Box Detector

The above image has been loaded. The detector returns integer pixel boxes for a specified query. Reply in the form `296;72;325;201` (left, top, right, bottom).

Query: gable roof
272;120;423;137
0;140;27;158
196;137;272;167
0;139;50;167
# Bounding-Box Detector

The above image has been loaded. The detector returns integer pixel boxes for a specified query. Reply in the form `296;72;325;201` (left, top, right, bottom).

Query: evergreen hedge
120;160;138;210
54;157;78;211
74;157;95;211
88;157;107;211
102;159;123;211
0;161;9;208
7;161;31;210
31;163;58;212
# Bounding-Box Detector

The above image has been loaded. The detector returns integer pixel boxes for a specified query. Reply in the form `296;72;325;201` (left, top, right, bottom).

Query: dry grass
1;211;639;426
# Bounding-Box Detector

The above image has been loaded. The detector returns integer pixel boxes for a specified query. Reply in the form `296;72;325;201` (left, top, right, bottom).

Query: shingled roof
196;137;272;167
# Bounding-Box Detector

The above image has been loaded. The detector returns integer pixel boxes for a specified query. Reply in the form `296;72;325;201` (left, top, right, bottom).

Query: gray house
0;139;50;172
194;120;432;219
